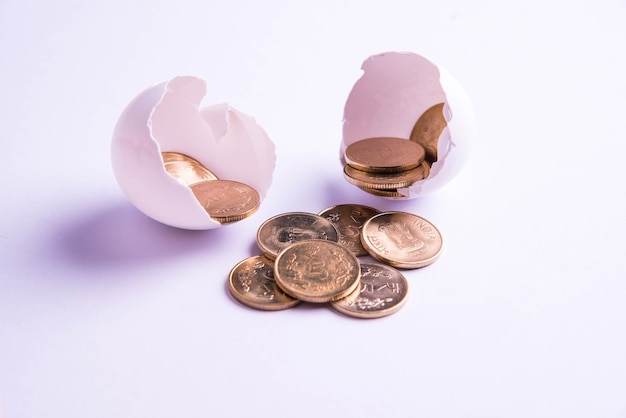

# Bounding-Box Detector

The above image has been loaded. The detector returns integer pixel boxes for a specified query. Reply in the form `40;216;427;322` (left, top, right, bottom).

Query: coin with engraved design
274;240;361;303
318;204;381;256
360;211;443;269
256;212;339;260
330;262;409;319
190;179;260;224
228;255;301;311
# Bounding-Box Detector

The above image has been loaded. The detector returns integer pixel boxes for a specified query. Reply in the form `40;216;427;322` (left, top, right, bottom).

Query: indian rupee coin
228;255;301;311
190;179;260;224
256;212;339;260
344;137;426;173
274;240;361;303
161;152;218;186
318;204;381;256
330;262;409;319
409;102;448;164
357;186;409;199
343;163;425;190
360;211;443;269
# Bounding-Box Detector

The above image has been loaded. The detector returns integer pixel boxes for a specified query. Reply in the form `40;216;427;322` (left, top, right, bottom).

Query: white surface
1;1;626;417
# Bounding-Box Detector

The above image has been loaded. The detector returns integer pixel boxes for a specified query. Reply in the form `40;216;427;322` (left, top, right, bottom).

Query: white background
1;1;626;417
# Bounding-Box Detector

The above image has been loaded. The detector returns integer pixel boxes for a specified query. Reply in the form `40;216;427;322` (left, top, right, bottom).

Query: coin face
409;102;448;164
228;255;301;311
360;212;443;269
256;212;339;260
190;179;260;224
161;152;218;186
318;204;381;256
343;163;425;190
344;137;426;173
330;262;409;319
274;240;361;303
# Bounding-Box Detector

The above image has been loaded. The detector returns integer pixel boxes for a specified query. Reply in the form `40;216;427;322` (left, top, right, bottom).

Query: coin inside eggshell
161;152;219;186
111;76;275;230
341;51;475;199
344;137;425;173
190;179;260;224
409;103;448;164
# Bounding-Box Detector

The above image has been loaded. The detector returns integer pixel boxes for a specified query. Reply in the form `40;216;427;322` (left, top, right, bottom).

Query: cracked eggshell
111;76;275;230
341;51;475;199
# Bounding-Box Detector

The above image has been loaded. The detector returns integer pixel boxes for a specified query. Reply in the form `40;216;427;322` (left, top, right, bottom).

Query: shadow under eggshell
341;51;475;199
111;76;276;230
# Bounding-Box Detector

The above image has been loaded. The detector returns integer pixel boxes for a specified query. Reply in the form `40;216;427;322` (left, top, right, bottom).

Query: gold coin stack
161;152;260;224
342;102;448;197
227;204;443;319
343;137;430;198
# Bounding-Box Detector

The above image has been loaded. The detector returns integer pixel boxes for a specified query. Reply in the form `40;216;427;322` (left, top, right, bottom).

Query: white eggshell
342;51;475;199
111;76;275;229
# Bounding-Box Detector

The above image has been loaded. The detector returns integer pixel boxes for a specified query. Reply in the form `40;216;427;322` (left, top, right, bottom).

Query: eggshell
111;76;275;229
341;51;475;199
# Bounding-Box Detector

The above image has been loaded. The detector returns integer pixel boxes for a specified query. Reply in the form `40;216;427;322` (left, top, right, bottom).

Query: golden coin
420;159;431;179
344;137;426;173
190;179;260;224
330;262;409;319
274;240;361;303
360;211;443;269
228;255;301;311
409;102;447;164
256;212;340;260
357;186;409;199
161;152;218;186
318;204;381;256
343;163;425;190
161;151;204;165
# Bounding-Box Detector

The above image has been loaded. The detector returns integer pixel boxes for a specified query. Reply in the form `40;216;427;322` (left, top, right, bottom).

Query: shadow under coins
58;201;227;270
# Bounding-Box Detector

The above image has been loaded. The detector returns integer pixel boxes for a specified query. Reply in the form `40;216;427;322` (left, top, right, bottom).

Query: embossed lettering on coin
318;204;381;256
256;212;339;260
190;179;260;223
274;240;361;303
344;137;426;173
228;255;301;311
360;211;443;269
330;262;409;319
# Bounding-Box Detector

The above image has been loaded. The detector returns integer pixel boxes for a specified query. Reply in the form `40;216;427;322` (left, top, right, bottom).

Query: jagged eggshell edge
111;76;276;229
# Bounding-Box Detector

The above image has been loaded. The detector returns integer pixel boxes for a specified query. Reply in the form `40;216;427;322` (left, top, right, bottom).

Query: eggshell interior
111;76;275;230
341;52;475;198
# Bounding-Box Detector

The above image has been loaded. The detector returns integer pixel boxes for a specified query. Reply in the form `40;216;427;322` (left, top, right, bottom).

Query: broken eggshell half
111;76;275;230
341;51;475;199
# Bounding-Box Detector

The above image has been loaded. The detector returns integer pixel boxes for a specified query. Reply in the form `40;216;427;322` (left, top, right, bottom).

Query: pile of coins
342;102;447;197
227;204;443;319
162;152;260;224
